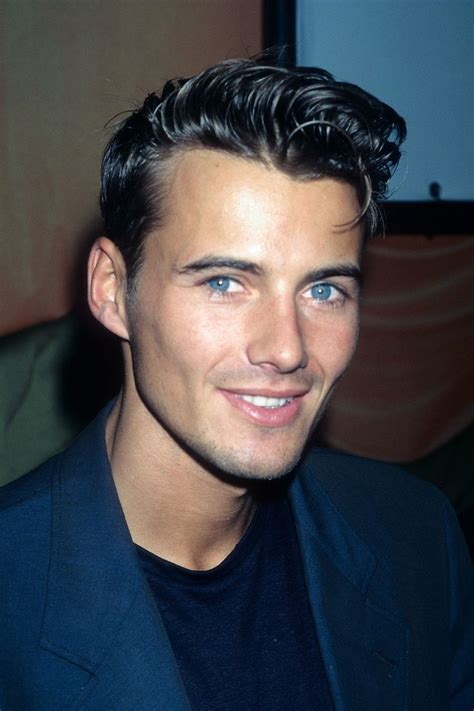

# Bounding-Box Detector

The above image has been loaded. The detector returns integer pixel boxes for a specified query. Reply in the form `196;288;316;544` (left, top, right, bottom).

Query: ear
87;237;130;340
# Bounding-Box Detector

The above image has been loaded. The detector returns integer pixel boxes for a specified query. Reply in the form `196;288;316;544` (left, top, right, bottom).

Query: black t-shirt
137;496;334;710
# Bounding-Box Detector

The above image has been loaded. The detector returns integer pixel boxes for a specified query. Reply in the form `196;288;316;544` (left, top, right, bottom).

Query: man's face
124;149;363;480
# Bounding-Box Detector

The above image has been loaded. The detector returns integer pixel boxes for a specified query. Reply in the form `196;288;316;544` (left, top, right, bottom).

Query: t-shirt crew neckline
135;500;267;583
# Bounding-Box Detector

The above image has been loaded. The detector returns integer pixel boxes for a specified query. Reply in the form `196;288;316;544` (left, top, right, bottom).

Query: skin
88;149;363;569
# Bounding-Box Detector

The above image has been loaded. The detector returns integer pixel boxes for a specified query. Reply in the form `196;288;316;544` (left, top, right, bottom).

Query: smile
219;389;305;428
239;395;293;408
240;395;293;410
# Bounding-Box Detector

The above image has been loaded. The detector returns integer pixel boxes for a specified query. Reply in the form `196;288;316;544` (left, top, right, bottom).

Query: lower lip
219;391;304;427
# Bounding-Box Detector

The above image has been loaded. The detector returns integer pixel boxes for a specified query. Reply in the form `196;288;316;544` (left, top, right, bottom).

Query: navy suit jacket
1;405;473;710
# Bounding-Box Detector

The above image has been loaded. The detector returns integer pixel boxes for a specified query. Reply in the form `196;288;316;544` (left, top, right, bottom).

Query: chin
158;417;308;484
201;444;306;484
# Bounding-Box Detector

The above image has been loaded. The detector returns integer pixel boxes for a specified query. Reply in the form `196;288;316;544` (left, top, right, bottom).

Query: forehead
144;149;363;269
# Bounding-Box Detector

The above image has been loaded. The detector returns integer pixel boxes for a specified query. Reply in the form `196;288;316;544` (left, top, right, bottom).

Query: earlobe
87;237;130;340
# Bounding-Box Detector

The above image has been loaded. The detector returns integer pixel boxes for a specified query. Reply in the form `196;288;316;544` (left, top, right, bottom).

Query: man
1;58;473;710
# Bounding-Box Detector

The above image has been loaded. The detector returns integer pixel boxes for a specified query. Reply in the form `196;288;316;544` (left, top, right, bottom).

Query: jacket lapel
289;454;410;711
40;407;191;709
72;583;191;709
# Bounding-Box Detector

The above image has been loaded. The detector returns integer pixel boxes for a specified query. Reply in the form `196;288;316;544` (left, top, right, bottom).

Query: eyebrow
175;256;362;285
175;256;264;276
304;264;363;285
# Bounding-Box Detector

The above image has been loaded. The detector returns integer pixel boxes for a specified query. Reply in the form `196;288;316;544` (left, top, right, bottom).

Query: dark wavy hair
100;57;406;284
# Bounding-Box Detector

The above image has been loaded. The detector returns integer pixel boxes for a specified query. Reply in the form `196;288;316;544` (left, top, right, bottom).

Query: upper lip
220;387;309;398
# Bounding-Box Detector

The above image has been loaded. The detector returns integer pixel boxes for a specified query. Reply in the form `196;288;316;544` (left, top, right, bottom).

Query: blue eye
208;276;231;292
310;283;334;301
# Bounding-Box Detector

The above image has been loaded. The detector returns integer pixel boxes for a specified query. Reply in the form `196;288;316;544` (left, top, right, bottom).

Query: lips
219;389;307;427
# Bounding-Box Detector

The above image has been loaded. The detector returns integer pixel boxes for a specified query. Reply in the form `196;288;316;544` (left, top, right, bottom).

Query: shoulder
0;454;57;514
292;446;473;621
302;445;447;517
0;454;61;568
0;401;114;565
0;458;60;637
294;445;458;563
0;401;111;537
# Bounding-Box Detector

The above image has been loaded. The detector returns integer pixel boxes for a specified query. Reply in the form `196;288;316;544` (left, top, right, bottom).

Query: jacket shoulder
304;445;447;512
296;446;456;562
0;401;112;514
0;456;59;568
0;454;58;513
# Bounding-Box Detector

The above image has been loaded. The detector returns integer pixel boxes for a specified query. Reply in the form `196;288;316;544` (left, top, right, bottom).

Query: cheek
310;314;359;375
179;311;246;374
333;317;360;368
137;299;243;380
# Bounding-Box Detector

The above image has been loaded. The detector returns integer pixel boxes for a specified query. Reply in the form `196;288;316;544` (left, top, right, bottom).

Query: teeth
240;395;292;408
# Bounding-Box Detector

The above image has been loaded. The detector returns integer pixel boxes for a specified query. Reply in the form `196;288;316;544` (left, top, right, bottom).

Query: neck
106;391;257;571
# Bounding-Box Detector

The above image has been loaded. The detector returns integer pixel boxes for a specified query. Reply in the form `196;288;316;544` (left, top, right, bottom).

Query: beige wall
0;0;262;336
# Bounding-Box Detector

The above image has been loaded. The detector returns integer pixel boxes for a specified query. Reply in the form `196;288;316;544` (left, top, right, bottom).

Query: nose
246;297;308;373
